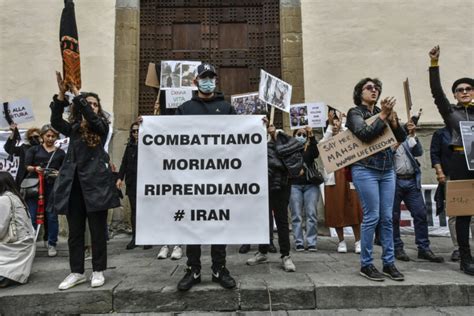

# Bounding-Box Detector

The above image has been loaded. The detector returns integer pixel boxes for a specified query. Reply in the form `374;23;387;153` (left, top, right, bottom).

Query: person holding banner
116;122;154;252
346;78;407;282
0;172;36;288
175;63;237;291
428;45;474;275
24;124;65;257
247;124;303;272
51;74;120;290
4;125;41;188
322;112;362;254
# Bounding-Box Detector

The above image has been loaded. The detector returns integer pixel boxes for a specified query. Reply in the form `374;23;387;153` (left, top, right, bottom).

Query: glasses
296;133;307;137
455;87;472;94
132;129;139;133
363;84;381;92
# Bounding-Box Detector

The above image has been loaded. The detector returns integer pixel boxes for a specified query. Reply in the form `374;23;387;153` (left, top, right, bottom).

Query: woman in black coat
51;73;120;290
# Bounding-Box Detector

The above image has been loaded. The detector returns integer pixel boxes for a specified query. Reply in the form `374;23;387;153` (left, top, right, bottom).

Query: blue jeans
351;165;395;267
392;178;430;252
289;184;319;247
27;198;58;247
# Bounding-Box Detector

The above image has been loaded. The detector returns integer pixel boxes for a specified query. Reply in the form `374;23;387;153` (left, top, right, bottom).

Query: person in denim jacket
346;77;406;282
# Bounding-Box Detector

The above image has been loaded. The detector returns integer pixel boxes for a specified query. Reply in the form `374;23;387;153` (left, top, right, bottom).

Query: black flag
60;0;81;89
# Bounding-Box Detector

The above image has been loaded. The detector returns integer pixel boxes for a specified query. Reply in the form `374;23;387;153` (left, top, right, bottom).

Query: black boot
126;238;137;250
459;248;474;276
268;240;277;253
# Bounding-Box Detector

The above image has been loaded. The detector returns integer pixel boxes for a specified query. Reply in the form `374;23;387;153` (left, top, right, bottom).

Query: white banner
0;99;36;128
136;115;269;245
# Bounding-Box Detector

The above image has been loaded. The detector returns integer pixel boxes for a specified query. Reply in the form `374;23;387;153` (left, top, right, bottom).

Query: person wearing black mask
175;63;237;291
3;125;41;188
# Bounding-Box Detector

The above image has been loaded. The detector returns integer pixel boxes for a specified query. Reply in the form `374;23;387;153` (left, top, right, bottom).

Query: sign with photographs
289;103;327;130
317;116;397;173
258;70;292;113
160;60;201;90
0;99;36;128
165;89;193;109
460;121;474;171
231;92;267;115
136;115;269;245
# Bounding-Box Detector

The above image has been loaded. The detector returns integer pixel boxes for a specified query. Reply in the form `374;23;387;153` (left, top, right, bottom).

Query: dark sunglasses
455;87;472;94
131;129;139;133
296;132;307;137
363;84;381;92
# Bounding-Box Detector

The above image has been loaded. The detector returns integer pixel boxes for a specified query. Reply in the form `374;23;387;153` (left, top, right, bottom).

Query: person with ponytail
51;72;120;290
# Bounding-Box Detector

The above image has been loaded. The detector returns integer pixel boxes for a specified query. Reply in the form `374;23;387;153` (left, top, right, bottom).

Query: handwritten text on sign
165;89;193;109
136;115;269;245
317;116;396;173
446;180;474;216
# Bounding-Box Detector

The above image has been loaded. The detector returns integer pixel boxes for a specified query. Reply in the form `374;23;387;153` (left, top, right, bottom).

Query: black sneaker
239;244;251;254
126;238;137;250
268;241;277;253
383;264;405;281
295;245;305;252
177;266;201;291
360;264;385;282
212;266;236;289
451;250;460;262
418;250;444;263
395;249;410;261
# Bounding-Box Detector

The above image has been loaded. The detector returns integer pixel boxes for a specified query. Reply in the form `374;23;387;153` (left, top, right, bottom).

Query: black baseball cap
197;63;217;78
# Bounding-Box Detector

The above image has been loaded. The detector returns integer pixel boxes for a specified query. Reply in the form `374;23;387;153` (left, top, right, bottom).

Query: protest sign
136;115;269;245
145;62;160;88
289;103;326;130
446;180;474;216
460;121;474;171
0;99;35;128
0;130;24;178
160;60;201;90
165;89;193;109
231;92;267;115
258;70;292;113
317;116;397;173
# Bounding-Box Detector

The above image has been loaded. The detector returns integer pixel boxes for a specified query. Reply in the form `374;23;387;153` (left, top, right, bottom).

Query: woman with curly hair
50;72;120;290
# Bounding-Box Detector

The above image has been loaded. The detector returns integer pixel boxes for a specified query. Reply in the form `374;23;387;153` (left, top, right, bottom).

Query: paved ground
1;234;473;315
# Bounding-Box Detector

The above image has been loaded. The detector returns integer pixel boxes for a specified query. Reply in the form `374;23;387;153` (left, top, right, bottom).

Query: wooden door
139;0;282;126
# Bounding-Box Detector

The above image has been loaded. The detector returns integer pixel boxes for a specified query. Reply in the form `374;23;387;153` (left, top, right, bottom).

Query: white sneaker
58;273;86;290
170;246;183;260
337;240;347;253
246;252;268;266
282;255;296;272
91;271;105;288
48;245;57;257
355;240;361;254
157;245;169;259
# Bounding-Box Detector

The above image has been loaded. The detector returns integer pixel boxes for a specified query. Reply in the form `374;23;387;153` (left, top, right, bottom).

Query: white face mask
295;135;306;144
197;78;216;94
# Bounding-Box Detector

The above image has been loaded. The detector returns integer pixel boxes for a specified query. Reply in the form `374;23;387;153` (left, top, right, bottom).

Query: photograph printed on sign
289;104;308;129
160;61;181;89
460;121;474;171
181;61;200;89
258;70;292;112
231;92;267;115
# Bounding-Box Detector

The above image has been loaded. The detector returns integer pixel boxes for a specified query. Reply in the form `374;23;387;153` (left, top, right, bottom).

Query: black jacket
346;104;406;171
268;132;304;191
50;94;120;214
118;142;137;196
3;139;31;187
429;66;474;148
291;136;319;185
176;92;236;115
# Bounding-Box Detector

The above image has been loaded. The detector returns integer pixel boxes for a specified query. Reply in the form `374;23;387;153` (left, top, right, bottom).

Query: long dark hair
0;171;27;207
353;77;382;106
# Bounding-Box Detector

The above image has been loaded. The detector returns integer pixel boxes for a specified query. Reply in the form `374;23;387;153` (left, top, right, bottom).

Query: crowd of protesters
0;46;472;291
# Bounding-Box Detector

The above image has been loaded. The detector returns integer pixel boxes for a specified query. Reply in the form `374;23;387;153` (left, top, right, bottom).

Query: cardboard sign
165;89;193;109
136;115;269;245
290;103;326;129
317;116;397;173
446;180;474;216
459;121;474;171
258;70;292;113
145;62;160;88
0;99;35;128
